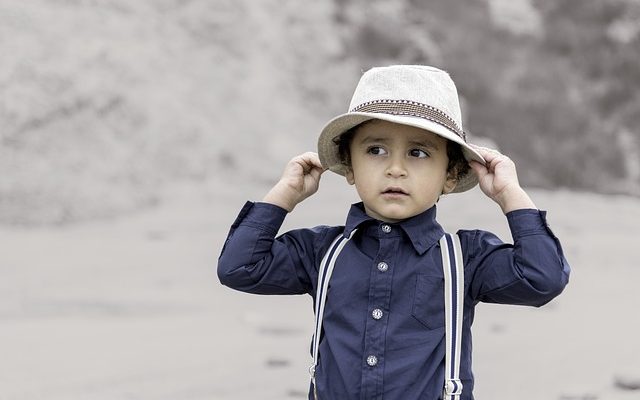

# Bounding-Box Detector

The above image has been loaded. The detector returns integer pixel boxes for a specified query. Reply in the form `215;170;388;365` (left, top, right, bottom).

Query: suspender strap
309;229;358;388
440;233;465;399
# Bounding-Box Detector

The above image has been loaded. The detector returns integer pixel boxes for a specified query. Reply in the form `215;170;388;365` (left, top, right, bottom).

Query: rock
614;375;640;391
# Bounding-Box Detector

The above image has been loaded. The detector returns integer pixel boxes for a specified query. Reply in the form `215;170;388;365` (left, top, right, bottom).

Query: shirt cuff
230;201;288;236
506;208;553;240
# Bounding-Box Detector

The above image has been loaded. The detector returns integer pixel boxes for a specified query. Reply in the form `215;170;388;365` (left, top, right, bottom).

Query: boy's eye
367;146;387;155
409;149;429;158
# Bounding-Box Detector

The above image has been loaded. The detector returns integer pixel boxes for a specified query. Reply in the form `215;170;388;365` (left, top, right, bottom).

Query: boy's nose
385;157;408;178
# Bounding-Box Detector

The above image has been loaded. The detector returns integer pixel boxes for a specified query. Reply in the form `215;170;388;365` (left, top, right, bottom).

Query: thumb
309;165;324;182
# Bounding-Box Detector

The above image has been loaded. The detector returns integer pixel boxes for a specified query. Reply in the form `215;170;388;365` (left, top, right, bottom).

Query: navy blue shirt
218;201;570;400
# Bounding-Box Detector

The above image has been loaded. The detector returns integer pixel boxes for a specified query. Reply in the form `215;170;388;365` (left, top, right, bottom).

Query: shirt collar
343;202;445;255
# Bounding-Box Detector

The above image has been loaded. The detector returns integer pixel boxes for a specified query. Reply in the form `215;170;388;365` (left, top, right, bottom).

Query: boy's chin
366;208;419;224
364;203;435;223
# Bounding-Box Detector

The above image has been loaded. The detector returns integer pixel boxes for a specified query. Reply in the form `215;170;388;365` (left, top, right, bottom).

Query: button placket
361;228;397;393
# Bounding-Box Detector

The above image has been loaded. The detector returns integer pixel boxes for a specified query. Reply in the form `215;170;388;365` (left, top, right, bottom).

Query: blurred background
2;0;640;225
1;0;639;399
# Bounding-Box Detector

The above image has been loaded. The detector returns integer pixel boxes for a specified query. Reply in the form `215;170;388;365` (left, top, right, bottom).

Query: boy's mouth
382;187;409;196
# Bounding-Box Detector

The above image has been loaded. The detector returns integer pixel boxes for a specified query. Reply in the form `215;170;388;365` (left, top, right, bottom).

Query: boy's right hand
262;152;325;212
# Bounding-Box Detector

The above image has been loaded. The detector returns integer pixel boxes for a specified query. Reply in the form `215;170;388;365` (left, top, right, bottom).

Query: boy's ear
345;167;355;185
442;172;458;194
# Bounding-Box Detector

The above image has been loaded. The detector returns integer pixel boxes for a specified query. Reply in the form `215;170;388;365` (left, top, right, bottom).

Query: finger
309;166;323;182
292;155;314;173
301;151;321;165
470;144;499;152
469;160;488;179
304;151;330;171
486;153;512;173
483;152;508;171
297;152;324;171
470;145;503;162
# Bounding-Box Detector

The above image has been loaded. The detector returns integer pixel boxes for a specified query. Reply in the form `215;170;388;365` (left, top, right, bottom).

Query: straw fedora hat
317;65;485;193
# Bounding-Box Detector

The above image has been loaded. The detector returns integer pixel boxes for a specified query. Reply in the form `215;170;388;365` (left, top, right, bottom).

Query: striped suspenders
440;233;465;399
309;231;465;400
309;229;358;396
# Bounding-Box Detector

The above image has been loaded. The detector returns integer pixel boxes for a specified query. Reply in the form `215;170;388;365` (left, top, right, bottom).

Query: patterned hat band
350;99;467;141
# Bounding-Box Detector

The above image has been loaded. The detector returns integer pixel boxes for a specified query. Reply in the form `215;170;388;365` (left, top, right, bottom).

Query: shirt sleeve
462;209;571;306
217;201;328;295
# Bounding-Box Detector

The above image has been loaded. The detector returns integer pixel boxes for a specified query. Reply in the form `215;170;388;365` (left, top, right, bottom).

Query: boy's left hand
469;145;537;214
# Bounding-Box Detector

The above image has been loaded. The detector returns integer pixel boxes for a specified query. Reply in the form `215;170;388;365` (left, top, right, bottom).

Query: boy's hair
334;122;471;182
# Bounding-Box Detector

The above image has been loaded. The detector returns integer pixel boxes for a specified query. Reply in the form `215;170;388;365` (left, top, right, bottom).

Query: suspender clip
309;365;316;379
444;379;463;396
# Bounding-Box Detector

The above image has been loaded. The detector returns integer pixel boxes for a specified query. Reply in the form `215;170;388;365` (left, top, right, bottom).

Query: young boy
217;65;570;399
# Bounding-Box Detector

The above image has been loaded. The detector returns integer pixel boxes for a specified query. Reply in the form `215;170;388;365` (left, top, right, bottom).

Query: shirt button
381;224;392;233
366;355;378;367
377;262;389;272
372;309;383;320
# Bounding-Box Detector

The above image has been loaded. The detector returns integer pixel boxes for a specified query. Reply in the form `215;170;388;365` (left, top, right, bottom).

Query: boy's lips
382;187;409;196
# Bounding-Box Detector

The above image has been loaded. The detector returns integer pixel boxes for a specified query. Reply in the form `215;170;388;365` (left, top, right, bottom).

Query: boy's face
346;120;457;223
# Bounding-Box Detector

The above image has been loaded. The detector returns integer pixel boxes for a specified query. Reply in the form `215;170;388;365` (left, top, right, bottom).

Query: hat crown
348;65;463;131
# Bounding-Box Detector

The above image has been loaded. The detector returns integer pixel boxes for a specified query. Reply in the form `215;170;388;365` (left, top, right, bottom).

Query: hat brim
317;112;486;193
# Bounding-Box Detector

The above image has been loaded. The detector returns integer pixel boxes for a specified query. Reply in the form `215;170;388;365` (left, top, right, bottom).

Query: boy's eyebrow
357;135;441;150
409;138;440;150
358;136;390;144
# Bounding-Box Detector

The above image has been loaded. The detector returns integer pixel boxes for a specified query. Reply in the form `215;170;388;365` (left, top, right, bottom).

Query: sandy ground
1;174;640;400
